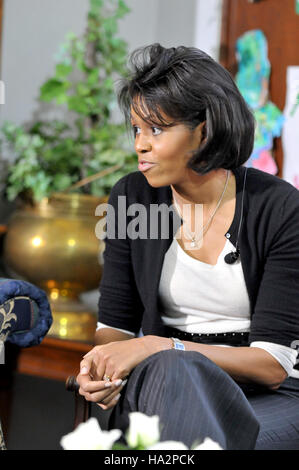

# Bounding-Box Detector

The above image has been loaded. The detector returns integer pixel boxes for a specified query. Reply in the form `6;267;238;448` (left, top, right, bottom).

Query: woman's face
130;107;205;188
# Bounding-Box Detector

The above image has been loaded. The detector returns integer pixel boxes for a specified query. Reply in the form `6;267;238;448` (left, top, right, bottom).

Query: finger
76;373;92;390
83;349;96;359
101;390;122;406
78;376;94;398
82;385;118;403
109;369;129;382
80;353;106;381
100;379;127;405
81;380;114;393
97;392;122;410
88;354;106;381
88;380;126;404
105;369;129;383
80;356;94;375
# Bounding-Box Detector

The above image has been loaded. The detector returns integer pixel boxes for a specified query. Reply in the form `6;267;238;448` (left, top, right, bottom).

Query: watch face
172;338;185;350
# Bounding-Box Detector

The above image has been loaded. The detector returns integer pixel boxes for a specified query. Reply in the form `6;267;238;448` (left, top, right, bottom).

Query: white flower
60;417;121;450
126;412;160;449
193;437;223;450
60;413;223;451
147;441;188;450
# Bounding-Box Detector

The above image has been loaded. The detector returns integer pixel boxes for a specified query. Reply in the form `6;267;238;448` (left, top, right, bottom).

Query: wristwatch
171;337;185;351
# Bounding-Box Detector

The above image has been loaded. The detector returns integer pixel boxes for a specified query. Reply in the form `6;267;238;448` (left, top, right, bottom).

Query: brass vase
3;193;107;342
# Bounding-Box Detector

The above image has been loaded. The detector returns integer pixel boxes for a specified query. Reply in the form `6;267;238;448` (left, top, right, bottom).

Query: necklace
172;170;230;248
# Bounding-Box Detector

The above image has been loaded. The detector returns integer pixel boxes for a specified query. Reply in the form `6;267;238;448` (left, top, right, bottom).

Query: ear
194;121;206;144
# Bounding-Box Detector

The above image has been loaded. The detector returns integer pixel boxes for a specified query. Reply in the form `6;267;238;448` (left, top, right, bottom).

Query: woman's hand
81;337;149;381
77;336;170;410
76;373;127;410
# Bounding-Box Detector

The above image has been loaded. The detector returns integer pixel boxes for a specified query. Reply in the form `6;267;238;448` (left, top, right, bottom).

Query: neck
171;169;231;207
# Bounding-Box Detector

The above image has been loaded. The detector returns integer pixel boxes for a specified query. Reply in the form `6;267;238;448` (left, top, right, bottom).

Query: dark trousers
109;350;258;449
246;377;299;450
109;350;299;450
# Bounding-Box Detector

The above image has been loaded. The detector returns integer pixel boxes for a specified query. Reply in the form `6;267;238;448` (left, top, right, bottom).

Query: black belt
165;326;249;347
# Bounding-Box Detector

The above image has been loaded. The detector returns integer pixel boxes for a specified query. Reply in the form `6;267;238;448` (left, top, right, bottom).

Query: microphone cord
234;167;248;255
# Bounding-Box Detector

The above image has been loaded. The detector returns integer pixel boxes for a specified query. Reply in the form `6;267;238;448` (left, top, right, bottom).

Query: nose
135;133;152;154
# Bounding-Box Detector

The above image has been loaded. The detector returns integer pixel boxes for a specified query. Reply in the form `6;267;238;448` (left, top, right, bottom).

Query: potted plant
0;0;136;341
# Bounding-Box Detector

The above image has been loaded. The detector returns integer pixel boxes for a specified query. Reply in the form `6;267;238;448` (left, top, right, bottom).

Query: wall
195;0;223;59
0;0;90;126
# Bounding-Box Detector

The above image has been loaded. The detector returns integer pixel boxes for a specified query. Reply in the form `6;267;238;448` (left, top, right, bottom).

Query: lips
138;160;157;172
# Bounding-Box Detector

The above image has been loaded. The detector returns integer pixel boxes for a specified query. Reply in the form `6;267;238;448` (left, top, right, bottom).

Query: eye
132;125;141;137
152;127;162;136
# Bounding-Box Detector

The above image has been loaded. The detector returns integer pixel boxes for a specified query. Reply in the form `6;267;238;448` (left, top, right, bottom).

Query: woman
77;44;299;450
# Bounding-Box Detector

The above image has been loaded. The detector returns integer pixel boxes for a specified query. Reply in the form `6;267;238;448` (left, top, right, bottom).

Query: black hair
117;43;255;174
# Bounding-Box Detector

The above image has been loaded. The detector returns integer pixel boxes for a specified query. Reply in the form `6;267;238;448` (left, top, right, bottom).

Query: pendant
190;239;196;248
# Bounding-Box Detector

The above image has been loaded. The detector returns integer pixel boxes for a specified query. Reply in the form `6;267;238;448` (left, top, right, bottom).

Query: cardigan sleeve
249;187;299;348
97;176;144;335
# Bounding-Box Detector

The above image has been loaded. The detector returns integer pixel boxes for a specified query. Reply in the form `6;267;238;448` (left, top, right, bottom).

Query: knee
145;348;228;381
147;348;184;367
143;348;208;371
132;349;184;377
131;349;219;383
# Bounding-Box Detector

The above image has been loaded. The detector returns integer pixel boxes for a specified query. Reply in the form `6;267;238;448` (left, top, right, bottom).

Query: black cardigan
98;166;299;348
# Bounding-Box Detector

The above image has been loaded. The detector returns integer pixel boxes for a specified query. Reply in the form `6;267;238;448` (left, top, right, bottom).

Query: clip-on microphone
224;248;240;264
224;167;248;265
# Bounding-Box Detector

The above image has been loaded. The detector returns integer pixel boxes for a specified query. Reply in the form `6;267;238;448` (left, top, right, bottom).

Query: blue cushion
0;278;52;347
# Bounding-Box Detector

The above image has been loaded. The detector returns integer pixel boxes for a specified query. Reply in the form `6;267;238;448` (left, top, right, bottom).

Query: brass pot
3;192;107;342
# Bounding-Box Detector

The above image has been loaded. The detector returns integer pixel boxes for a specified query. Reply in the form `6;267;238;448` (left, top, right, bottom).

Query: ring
103;375;111;382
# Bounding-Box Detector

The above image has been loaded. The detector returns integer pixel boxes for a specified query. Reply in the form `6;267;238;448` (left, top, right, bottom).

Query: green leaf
55;63;73;78
115;0;131;18
89;0;104;15
40;79;71;102
111;443;129;450
103;17;117;35
55;94;68;105
15;133;31;151
2;121;18;137
67;96;90;114
87;68;99;86
31;135;44;148
53;173;73;191
77;83;91;97
103;77;114;90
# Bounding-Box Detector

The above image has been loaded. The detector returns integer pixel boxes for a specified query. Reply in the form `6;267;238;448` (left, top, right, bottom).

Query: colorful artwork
282;67;299;189
296;0;299;15
235;30;285;174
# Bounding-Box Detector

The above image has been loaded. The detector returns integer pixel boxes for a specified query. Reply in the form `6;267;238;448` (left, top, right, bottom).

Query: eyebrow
130;115;175;129
130;103;175;127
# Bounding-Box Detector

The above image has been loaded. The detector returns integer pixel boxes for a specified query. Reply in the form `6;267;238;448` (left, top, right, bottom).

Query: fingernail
80;367;88;374
122;379;128;387
114;379;122;387
104;382;112;388
114;393;121;402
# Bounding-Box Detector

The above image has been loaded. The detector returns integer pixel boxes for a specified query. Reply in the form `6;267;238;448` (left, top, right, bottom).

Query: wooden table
16;336;93;382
